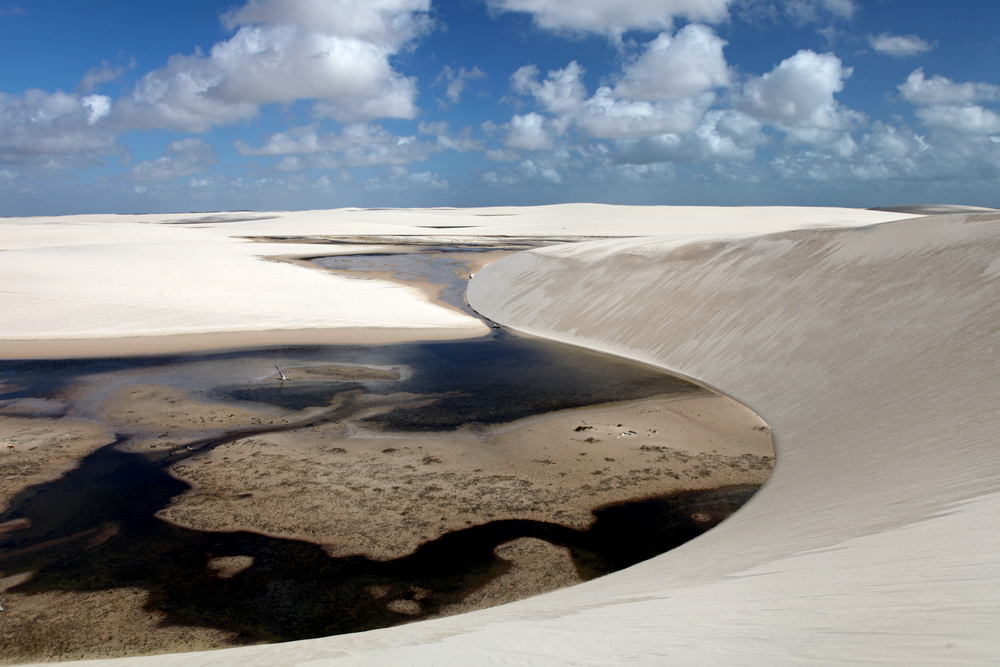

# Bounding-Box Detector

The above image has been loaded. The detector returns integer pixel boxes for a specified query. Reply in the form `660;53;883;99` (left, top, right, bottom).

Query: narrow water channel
0;245;772;661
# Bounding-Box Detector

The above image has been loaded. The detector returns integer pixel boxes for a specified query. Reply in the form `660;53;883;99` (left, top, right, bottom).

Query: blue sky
1;0;999;215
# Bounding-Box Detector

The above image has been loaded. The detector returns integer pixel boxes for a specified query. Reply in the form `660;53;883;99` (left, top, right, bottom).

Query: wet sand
0;240;774;663
155;391;772;560
0;362;771;663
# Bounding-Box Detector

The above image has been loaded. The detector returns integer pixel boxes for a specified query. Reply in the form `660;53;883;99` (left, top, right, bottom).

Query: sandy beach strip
0;326;485;361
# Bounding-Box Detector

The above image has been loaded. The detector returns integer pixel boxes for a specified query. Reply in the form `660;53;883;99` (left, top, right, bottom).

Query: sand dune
0;205;912;359
868;204;998;214
8;204;995;664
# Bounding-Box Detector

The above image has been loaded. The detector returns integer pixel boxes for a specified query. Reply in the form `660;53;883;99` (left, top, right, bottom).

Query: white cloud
614;109;764;164
615;25;730;101
519;158;562;183
507;27;731;143
236;123;444;167
0;90;119;167
488;0;731;39
222;0;430;42
739;50;862;141
435;66;487;104
868;33;933;58
115;54;259;132
311;75;420;122
915;105;1000;135
237;125;328;155
129;138;217;180
899;70;1000;135
505;112;556;149
418;122;485;152
762;117;1000;187
898;69;1000;106
512;62;588;115
578;88;713;138
846;123;928;180
81;95;112;125
365;168;449;191
76;59;136;95
115;0;430;132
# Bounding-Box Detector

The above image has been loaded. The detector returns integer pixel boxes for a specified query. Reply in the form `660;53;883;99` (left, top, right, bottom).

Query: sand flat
156;392;771;560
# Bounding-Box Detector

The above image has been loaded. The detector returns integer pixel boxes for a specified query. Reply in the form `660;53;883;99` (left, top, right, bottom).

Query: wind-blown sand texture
7;204;997;664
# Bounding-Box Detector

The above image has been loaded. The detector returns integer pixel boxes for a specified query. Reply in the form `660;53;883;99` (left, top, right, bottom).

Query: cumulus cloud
129;138;217;180
763;116;1000;187
435;66;487;104
483;152;575;188
868;33;933;58
114;0;431;132
614;109;764;164
487;0;731;39
236;123;443;167
739;50;862;142
222;0;430;42
366;168;449;191
418;121;485;152
496;23;750;173
0;90;118;167
512;62;588;115
914;105;1000;135
77;59;136;94
899;70;1000;135
508;26;731;142
615;25;730;101
518;157;563;183
898;69;1000;106
505;112;556;149
578;88;714;138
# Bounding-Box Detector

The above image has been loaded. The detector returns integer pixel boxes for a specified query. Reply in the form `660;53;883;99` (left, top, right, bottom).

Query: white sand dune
0;215;486;351
0;205;910;356
11;204;999;664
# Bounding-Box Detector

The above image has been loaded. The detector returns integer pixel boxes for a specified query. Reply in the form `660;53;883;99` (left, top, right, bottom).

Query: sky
1;0;999;215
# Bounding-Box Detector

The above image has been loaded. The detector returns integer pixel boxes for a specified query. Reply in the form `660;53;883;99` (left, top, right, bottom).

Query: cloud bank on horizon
0;0;997;214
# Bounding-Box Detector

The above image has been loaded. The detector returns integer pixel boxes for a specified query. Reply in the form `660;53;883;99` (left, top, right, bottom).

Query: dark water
0;247;760;652
217;336;700;429
0;335;750;648
0;433;756;642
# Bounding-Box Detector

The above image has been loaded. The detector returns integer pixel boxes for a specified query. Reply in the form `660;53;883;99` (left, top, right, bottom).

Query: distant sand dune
0;205;912;359
868;204;998;214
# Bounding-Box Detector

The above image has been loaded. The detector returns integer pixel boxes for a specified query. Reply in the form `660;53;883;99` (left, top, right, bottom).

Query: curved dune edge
16;207;1000;665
